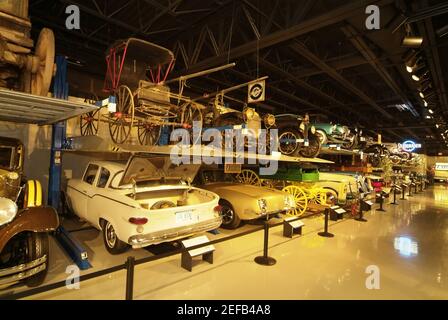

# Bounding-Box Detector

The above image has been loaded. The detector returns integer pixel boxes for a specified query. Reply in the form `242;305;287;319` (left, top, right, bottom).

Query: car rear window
83;164;99;185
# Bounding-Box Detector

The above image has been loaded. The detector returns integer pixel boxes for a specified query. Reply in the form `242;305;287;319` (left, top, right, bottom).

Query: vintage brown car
0;137;59;288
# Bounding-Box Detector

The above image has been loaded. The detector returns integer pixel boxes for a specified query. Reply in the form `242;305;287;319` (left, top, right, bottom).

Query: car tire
102;220;129;254
219;199;241;229
25;232;49;287
298;133;321;158
315;130;327;145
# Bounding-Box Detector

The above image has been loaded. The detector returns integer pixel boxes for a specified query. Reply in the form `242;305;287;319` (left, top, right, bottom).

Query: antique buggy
80;38;203;145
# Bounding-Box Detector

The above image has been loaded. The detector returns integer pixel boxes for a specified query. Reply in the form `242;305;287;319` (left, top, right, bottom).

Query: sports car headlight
243;107;256;122
299;122;306;131
0;197;18;227
258;199;267;213
310;125;316;134
263;114;276;127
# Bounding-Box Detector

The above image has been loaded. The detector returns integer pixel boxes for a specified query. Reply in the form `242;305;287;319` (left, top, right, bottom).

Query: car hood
202;182;286;198
119;155;200;186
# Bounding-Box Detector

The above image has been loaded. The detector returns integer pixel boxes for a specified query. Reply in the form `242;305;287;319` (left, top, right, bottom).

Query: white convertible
66;156;222;254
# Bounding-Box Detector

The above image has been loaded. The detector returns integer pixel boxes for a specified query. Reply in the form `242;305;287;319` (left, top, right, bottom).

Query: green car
313;122;357;149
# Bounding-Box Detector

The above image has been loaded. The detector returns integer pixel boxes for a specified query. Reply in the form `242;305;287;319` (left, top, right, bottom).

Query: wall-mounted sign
248;80;265;103
435;163;448;171
398;140;422;152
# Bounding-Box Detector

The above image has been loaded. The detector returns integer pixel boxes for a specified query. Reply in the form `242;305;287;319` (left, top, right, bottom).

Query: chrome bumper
128;217;222;248
0;255;47;288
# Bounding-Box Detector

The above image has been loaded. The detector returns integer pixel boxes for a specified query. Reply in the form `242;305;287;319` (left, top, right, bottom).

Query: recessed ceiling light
406;65;413;73
429;109;434;114
423;100;428;107
436;124;440;128
426;115;432;119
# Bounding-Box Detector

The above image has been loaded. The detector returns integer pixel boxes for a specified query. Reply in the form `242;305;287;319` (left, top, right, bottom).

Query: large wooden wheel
180;102;203;144
31;28;55;96
235;169;261;186
109;85;134;144
282;185;308;216
80;94;100;136
137;121;161;145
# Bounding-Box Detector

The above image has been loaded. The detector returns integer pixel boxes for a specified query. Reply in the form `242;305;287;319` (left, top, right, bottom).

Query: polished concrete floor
2;185;448;300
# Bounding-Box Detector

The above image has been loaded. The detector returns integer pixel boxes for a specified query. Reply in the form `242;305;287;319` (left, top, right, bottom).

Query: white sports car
66;156;222;254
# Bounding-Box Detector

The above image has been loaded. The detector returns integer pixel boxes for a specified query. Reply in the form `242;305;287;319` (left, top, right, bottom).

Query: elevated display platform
65;136;334;164
319;145;358;155
0;89;98;125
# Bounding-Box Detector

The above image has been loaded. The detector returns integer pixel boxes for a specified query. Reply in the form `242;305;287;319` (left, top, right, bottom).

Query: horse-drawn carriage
80;38;203;145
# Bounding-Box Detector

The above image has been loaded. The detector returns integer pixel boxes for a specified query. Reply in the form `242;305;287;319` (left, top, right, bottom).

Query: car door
76;163;100;219
86;166;111;223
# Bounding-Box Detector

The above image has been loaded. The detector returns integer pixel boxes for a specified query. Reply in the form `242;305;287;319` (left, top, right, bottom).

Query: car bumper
128;217;222;248
0;255;47;288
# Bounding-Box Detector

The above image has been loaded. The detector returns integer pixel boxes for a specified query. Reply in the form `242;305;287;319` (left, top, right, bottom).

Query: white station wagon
66;156;222;254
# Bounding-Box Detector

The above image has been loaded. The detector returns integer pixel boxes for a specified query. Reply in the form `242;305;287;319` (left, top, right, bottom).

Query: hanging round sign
399;140;421;152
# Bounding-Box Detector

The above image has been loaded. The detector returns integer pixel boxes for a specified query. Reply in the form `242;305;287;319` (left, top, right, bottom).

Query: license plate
176;210;194;223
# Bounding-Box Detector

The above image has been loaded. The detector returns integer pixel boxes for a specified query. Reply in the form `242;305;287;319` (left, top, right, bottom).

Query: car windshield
0;146;13;170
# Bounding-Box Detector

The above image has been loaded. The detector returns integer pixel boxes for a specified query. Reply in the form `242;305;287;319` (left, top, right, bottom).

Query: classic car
195;168;296;229
65;156;222;254
312;122;355;148
0;137;59;288
204;96;276;152
275;113;322;158
314;172;360;206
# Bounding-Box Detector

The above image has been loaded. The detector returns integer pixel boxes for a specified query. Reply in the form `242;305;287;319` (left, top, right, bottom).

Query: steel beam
341;24;419;117
289;42;394;120
176;0;385;73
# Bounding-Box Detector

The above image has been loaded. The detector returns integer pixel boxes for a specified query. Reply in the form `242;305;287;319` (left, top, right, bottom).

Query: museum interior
0;0;448;301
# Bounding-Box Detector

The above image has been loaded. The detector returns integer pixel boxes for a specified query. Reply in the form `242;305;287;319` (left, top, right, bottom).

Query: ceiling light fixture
426;115;432;119
412;68;429;82
429;109;434;114
402;36;424;47
423;100;428;107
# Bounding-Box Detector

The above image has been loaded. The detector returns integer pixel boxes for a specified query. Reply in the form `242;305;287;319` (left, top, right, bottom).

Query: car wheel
278;129;300;155
102;220;129;254
25;232;49;287
219;199;241;229
298;133;321;158
343;135;358;150
315;130;327;145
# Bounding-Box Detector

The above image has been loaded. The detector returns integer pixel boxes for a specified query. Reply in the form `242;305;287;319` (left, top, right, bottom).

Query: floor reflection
394;236;419;257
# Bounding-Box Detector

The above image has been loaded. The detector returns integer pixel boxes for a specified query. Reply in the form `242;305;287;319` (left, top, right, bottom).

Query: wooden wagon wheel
108;85;134;144
180;102;203;145
235;169;261;186
314;188;328;205
31;28;55;96
282;185;308;216
80;94;100;136
137;121;161;146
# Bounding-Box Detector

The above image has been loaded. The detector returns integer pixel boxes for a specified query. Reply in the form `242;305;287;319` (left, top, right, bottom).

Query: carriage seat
136;80;171;106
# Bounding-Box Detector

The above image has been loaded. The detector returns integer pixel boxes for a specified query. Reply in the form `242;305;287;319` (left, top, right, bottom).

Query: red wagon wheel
109;85;135;144
137;121;161;146
80;94;100;136
180;101;203;144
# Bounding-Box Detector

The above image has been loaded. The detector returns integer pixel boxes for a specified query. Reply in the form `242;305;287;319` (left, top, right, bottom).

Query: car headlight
310;125;316;134
263;114;276;127
0;197;18;227
7;172;19;180
243;107;256;122
258;199;267;213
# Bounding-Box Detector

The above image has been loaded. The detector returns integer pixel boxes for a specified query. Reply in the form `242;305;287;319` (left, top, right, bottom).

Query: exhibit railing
0;207;362;300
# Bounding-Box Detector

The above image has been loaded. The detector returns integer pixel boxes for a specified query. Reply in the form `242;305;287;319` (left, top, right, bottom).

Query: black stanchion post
318;208;335;237
125;256;135;300
414;181;418;194
254;221;276;266
377;192;386;212
391;185;398;205
355;201;367;222
401;184;406;200
408;184;413;197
